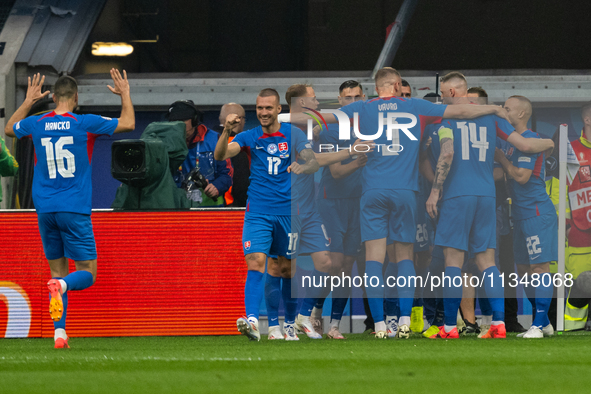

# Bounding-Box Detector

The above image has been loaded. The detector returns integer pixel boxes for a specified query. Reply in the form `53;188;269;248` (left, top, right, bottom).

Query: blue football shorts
242;212;301;258
37;212;97;261
513;211;558;265
435;195;496;253
361;189;417;244
317;197;361;256
298;210;330;255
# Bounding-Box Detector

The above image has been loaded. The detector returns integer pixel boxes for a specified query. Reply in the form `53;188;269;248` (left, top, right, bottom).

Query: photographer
169;100;232;206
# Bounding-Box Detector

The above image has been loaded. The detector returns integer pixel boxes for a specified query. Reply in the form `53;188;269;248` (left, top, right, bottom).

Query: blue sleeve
413;98;447;118
232;129;251;148
293;128;311;154
338;100;365;119
82;114;118;136
211;157;232;194
13;116;35;139
494;117;513;141
515;147;538;171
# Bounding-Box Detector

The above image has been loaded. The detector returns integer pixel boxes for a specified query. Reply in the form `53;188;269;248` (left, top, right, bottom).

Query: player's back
339;97;446;193
14;111;118;214
430;114;513;200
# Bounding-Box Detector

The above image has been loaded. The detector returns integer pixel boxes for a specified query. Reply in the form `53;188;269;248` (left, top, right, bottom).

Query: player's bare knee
245;253;266;271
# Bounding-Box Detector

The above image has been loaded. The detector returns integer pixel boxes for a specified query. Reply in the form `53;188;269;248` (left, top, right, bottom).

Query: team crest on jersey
267;144;278;154
244;241;251;250
278;142;288;152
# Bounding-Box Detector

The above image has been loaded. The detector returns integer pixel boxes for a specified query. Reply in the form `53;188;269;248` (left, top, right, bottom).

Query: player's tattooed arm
214;114;241;160
426;137;454;219
288;148;319;175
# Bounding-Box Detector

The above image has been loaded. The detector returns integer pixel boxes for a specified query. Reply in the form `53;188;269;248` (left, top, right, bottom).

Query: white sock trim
54;328;67;341
375;321;386;332
59;279;67;293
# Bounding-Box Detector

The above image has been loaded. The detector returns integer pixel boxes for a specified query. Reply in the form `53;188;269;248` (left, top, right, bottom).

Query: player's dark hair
258;88;281;104
285;84;311;109
53;75;78;102
374;67;401;87
401;79;410;88
468;86;488;98
581;101;591;121
339;80;363;94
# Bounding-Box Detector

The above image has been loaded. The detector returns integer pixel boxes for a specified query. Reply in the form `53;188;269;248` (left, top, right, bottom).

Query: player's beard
259;115;275;127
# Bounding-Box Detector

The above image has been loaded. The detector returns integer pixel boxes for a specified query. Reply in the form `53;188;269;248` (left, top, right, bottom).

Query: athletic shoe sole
47;279;63;322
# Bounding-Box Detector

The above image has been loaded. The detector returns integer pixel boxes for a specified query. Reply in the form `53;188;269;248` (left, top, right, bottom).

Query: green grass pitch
2;331;591;394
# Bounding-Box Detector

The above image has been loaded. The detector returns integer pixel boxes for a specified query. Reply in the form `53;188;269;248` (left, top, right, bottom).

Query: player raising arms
5;70;135;348
495;96;556;338
426;73;554;339
214;88;318;341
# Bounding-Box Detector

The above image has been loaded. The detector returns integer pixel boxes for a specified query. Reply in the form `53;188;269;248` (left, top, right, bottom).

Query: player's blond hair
508;95;532;119
285;84;312;109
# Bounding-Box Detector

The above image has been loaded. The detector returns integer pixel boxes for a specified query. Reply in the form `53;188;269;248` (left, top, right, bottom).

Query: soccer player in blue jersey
288;67;513;339
426;73;554;339
311;80;367;339
5;70;135;348
269;84;368;340
214;88;318;341
495;95;557;339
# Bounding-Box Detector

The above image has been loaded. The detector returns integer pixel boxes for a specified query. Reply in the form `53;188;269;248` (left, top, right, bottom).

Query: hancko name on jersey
45;121;71;131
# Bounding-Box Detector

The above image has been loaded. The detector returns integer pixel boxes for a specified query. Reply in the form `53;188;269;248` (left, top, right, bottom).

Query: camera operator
169;100;232;206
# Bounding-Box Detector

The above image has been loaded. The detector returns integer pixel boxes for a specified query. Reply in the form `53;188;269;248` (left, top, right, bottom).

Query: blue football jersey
317;123;362;199
232;123;310;215
13;111;118;214
429;114;513;200
503;130;554;220
339;97;447;192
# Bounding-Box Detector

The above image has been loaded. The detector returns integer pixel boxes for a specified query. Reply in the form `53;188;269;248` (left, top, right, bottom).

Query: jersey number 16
41;136;76;179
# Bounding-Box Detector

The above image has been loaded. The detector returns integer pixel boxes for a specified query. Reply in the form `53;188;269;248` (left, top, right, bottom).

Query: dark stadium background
74;0;591;74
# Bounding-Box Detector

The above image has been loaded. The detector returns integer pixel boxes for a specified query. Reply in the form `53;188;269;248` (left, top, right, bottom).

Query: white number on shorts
41;137;76;179
416;223;428;243
526;235;542;255
457;122;489;162
267;157;281;175
287;232;299;254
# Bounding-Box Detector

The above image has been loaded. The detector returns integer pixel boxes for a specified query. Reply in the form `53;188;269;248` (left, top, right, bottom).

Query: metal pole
371;0;419;79
557;124;568;332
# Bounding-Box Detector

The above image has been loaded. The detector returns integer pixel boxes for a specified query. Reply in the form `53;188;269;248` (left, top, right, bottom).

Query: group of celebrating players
3;66;558;348
215;67;557;341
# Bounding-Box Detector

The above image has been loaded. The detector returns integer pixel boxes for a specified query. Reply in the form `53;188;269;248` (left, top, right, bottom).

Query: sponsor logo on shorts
244;241;251;250
267;144;278;154
518;156;532;163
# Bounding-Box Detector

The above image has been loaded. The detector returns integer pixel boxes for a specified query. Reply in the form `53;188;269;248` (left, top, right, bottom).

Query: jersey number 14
456;122;489;162
41;136;76;179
